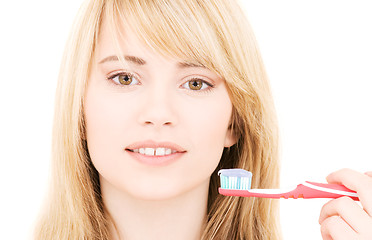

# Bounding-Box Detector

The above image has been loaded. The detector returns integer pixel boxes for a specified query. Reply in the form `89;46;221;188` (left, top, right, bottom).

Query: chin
123;181;191;201
120;175;211;202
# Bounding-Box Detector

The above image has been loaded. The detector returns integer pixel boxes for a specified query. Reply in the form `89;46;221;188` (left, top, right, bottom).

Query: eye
182;78;213;91
108;72;139;86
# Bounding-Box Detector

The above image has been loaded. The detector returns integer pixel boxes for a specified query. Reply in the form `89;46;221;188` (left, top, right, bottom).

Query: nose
137;86;178;128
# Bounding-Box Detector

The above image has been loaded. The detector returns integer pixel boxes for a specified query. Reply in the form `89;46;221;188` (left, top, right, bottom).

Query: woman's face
84;20;235;201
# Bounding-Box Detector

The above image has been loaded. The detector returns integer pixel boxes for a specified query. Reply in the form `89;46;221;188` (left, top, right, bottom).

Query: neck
101;177;209;240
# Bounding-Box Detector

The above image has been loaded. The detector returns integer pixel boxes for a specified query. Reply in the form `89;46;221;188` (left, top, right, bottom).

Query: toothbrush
218;169;359;201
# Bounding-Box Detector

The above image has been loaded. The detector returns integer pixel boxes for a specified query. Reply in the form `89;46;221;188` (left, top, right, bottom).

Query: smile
125;141;187;166
125;140;187;165
128;148;177;156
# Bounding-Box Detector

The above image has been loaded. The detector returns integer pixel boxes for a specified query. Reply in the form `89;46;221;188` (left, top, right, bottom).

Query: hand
319;169;372;239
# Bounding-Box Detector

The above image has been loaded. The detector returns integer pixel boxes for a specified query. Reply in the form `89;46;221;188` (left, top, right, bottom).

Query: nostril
144;120;172;126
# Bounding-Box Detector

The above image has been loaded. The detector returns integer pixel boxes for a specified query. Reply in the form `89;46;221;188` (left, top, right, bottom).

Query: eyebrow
99;55;145;65
98;55;206;69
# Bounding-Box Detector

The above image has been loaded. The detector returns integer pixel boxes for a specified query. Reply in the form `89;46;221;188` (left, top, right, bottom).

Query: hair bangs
103;0;237;78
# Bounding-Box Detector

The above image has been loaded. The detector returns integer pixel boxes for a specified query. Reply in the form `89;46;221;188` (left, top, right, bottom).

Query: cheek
183;94;232;150
179;91;233;172
83;87;135;177
85;94;123;144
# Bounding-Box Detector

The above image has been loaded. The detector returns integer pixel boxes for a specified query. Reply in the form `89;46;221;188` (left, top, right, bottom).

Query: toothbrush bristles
218;169;252;190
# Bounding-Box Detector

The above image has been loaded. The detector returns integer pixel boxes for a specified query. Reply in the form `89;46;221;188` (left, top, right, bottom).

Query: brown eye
188;79;203;90
108;72;139;86
118;74;133;85
182;78;213;91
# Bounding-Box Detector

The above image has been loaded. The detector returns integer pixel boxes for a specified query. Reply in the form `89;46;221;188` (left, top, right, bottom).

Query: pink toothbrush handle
219;182;359;201
218;188;290;199
298;182;359;201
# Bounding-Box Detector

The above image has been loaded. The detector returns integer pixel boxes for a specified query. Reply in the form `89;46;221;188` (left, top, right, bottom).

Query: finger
326;168;372;216
321;215;357;240
319;197;371;233
365;171;372;178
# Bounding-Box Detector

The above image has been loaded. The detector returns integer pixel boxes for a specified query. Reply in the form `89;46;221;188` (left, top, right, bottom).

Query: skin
319;169;372;239
84;18;236;240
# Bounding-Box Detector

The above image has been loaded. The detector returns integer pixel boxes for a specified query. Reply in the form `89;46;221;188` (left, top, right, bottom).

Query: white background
0;0;371;239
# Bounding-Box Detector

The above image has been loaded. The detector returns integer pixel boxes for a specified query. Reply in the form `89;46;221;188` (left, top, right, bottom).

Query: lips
125;140;187;166
129;147;177;156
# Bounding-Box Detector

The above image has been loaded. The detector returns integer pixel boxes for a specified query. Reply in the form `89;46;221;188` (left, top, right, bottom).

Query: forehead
96;18;147;59
96;7;224;69
95;16;209;70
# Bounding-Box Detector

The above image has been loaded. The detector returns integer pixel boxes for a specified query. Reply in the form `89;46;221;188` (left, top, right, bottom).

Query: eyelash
183;77;215;93
107;71;139;87
106;71;215;92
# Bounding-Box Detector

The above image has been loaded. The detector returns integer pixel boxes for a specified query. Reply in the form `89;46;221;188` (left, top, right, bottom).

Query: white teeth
134;148;175;156
145;148;155;155
155;148;165;156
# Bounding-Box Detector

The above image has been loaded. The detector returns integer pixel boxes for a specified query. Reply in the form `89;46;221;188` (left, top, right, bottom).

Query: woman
33;0;372;239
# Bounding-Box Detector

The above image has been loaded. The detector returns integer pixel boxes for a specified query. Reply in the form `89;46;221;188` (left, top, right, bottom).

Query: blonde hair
33;0;281;239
